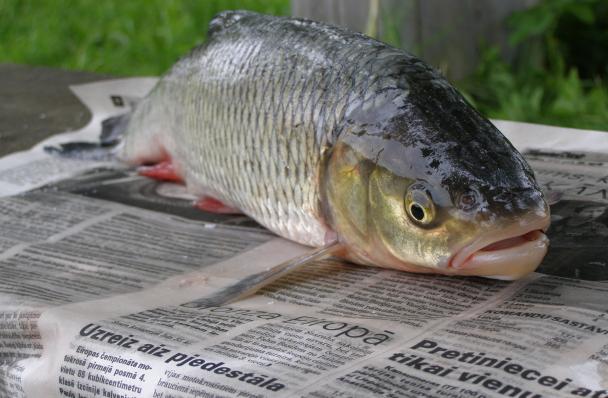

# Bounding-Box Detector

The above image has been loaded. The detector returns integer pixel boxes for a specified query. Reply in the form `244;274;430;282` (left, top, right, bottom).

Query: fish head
324;92;550;279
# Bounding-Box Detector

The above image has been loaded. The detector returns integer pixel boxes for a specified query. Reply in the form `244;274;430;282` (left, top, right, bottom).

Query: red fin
195;197;242;214
138;160;183;182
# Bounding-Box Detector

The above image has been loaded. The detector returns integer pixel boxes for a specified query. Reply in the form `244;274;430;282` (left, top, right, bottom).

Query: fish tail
44;113;131;161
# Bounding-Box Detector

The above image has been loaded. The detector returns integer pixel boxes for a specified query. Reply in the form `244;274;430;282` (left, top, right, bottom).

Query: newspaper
1;79;607;397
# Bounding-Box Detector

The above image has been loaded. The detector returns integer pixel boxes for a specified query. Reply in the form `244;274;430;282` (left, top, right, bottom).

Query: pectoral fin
138;160;183;182
194;197;242;214
181;241;343;307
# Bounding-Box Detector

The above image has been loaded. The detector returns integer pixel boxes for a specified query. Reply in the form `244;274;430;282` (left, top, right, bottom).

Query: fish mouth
447;217;550;280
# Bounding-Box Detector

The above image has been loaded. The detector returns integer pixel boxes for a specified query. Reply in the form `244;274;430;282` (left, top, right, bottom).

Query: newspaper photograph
0;78;607;397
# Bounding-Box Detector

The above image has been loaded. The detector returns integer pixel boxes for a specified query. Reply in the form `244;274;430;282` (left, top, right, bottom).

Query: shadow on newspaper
539;199;608;280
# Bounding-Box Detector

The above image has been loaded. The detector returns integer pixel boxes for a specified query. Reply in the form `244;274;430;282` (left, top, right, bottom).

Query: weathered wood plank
291;0;539;80
416;0;538;79
0;64;113;157
291;0;370;33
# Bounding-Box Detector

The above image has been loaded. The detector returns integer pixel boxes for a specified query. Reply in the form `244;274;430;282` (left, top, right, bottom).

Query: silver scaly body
121;11;409;246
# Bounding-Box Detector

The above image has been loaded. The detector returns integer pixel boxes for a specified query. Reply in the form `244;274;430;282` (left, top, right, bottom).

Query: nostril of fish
458;189;480;211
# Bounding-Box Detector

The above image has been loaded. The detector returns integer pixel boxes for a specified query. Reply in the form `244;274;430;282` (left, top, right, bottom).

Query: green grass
0;0;289;76
457;0;608;131
457;48;608;131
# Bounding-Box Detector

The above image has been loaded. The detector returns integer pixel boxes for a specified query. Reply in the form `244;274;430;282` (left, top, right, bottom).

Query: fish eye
405;183;435;226
410;203;425;221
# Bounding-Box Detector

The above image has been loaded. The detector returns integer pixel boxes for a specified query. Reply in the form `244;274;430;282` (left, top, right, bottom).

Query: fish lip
447;216;551;272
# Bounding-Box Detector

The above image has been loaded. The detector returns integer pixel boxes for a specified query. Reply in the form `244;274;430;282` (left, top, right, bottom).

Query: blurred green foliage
0;0;289;76
1;0;606;130
459;0;608;130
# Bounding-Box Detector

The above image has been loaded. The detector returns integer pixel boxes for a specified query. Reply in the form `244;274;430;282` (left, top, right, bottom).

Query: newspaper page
0;79;606;397
0;189;304;397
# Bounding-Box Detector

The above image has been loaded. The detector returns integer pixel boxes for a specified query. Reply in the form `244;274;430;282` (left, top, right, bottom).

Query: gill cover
323;138;468;273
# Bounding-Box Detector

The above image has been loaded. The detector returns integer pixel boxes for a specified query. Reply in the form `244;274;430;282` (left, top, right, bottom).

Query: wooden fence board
291;0;539;80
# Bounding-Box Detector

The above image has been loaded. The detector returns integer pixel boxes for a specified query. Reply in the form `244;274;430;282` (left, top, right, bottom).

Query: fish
53;11;551;280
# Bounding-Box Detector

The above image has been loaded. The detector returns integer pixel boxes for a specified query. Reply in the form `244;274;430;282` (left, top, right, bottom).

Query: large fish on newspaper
54;11;550;280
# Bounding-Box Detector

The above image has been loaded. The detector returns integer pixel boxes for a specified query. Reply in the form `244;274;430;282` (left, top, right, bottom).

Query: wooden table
0;63;113;157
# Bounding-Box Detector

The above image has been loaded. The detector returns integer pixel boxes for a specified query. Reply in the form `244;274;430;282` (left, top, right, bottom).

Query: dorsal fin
208;10;257;37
